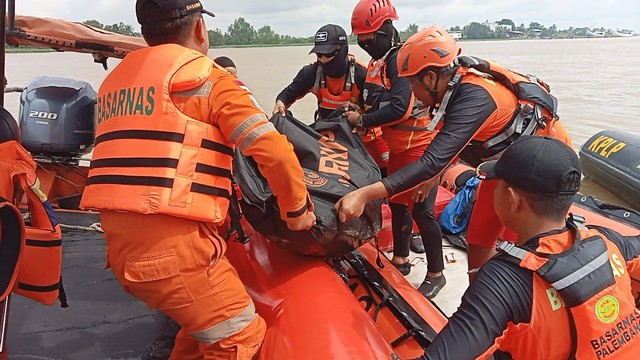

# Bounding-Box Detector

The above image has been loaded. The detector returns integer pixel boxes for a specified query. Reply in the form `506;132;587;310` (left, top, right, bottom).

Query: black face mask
318;46;349;78
358;32;392;60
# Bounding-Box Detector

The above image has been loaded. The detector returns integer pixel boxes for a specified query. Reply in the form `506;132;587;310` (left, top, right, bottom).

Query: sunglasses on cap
316;48;339;59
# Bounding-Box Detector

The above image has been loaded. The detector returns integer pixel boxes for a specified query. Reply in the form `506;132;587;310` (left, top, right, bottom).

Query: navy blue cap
136;0;214;25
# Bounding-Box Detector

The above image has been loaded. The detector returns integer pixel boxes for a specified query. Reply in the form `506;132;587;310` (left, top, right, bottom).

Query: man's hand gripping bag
233;112;382;257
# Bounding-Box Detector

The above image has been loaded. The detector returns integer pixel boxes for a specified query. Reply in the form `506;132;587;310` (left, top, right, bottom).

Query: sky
13;0;639;37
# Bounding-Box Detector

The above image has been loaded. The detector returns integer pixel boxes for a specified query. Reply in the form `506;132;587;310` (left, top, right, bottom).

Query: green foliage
497;19;515;27
399;24;419;40
78;17;630;47
208;28;225;47
256;25;280;45
226;17;256;45
83;20;104;29
463;22;493;39
82;20;139;36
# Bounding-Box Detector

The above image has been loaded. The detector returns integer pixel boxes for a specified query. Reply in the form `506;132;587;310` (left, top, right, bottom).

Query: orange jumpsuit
81;44;312;360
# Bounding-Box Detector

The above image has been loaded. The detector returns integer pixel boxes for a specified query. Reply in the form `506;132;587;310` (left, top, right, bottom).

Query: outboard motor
19;76;97;158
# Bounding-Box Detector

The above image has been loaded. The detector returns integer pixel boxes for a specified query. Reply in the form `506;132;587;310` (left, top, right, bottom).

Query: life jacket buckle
533;105;547;130
568;213;587;230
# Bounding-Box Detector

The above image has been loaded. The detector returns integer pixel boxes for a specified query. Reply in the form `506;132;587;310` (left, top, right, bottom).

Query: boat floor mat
7;211;174;360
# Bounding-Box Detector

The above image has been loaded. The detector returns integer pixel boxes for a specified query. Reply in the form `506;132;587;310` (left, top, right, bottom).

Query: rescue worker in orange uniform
335;26;572;281
79;1;316;359
0;107;64;307
425;136;640;359
272;24;391;174
344;0;445;297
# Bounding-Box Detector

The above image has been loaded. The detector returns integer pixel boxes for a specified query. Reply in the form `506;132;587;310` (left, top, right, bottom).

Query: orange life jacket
311;56;383;145
0;198;25;302
311;56;361;116
362;47;436;154
0;141;64;306
430;56;561;155
81;45;235;224
497;220;640;359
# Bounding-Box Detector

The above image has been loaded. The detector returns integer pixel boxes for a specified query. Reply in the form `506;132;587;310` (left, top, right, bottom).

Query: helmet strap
429;71;441;103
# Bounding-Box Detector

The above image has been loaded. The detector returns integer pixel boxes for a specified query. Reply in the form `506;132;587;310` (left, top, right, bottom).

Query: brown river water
4;37;640;207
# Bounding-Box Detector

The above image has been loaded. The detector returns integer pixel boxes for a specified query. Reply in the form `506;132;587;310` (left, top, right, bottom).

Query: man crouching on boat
80;1;316;359
424;136;640;359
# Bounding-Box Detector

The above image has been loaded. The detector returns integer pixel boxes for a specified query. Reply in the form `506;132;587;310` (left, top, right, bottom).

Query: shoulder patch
232;79;251;93
232;79;265;112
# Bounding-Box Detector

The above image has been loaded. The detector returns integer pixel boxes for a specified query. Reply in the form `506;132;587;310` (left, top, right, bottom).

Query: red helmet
351;0;399;35
397;26;461;77
0;107;20;144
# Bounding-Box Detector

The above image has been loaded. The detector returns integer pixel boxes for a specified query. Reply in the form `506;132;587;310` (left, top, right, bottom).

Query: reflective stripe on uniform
190;299;258;344
238;122;277;152
550;251;610;290
229;113;269;144
172;80;214;98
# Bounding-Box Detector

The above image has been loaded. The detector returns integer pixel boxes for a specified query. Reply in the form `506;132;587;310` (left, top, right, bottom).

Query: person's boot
418;274;446;299
392;261;412;276
409;233;425;253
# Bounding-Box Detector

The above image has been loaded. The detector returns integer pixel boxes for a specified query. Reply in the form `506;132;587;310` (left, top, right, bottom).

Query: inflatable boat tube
225;218;448;360
580;130;640;210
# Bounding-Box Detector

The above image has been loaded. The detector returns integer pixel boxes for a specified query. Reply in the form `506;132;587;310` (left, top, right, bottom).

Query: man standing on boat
424;136;640;359
272;23;391;173
343;0;447;299
335;26;572;280
80;1;316;359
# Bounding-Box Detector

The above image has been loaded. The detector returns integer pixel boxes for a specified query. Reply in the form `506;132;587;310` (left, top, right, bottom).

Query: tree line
82;18;629;46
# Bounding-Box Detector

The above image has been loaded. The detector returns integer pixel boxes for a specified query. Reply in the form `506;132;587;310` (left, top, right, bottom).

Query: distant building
530;29;543;37
483;21;512;32
508;30;524;38
450;31;462;40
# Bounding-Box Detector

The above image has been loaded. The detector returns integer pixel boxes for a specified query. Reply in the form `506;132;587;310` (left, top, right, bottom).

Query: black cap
476;136;581;196
214;56;236;68
309;24;348;55
136;0;214;25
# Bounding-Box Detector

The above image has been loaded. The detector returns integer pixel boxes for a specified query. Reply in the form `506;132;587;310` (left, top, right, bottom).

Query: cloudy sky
14;0;639;37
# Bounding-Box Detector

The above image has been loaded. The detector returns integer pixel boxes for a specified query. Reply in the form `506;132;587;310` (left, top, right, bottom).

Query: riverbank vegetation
81;17;632;44
6;17;631;54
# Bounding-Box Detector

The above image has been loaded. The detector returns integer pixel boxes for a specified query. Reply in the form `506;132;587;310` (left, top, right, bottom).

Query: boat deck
404;240;468;317
7;212;176;360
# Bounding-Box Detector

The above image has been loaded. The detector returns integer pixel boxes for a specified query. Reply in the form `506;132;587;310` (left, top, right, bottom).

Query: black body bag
232;112;382;257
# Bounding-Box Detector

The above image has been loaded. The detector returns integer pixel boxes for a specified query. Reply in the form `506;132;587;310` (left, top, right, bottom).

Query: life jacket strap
313;58;356;94
496;240;528;261
312;65;323;95
567;213;588;230
427;73;462;131
344;58;355;91
369;49;393;78
482;103;533;149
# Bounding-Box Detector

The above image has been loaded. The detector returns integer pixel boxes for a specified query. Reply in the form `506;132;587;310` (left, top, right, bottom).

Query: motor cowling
19;76;97;157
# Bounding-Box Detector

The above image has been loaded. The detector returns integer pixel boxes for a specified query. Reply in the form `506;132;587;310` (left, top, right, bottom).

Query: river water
4;37;640;207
